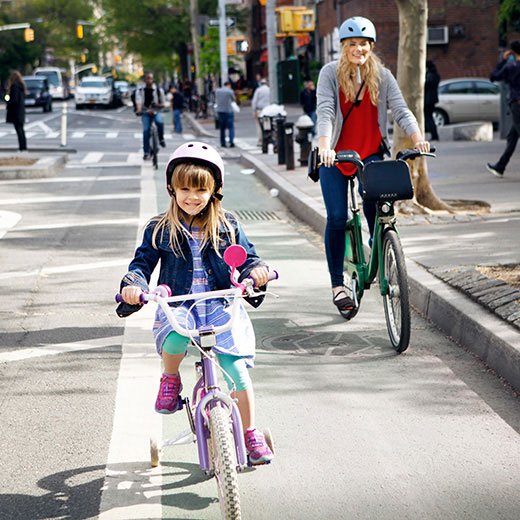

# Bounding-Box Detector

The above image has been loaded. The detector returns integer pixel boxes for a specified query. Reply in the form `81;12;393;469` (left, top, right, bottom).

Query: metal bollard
294;115;314;166
284;122;295;171
60;101;68;147
261;116;272;154
276;115;286;164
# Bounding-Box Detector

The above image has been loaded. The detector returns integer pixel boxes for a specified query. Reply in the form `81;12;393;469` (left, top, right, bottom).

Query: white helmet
339;16;376;43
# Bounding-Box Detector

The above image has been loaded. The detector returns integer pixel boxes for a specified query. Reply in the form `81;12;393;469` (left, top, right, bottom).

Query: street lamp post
218;0;228;84
266;0;279;104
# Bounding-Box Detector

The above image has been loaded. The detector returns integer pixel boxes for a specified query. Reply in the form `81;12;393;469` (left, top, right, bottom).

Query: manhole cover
262;331;396;358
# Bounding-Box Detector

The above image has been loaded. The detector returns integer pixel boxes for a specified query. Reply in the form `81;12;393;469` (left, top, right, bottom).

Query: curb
240;150;520;393
0;154;67;180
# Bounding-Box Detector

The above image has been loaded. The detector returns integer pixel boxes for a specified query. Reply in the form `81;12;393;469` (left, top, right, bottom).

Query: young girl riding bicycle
116;141;273;465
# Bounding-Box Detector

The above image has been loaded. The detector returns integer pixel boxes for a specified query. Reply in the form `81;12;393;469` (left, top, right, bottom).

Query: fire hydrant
295;114;315;166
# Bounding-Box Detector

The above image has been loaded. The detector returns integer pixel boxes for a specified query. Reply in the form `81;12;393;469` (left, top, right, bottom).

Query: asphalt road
0;104;519;519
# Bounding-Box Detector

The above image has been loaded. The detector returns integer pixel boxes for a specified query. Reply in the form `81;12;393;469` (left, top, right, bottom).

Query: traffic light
76;24;83;39
24;28;34;42
275;7;315;35
91;66;98;74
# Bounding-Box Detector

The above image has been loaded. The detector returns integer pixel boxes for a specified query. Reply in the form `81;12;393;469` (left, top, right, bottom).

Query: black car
23;76;52;112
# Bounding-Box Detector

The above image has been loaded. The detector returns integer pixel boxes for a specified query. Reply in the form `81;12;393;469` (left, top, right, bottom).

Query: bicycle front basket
360;160;414;202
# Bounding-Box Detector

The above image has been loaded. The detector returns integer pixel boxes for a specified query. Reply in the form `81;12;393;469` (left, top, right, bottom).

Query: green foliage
499;0;520;33
101;0;190;75
199;27;220;77
0;0;99;82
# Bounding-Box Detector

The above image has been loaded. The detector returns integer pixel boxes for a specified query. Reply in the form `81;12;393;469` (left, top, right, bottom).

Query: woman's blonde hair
7;71;26;94
151;162;235;255
336;40;382;105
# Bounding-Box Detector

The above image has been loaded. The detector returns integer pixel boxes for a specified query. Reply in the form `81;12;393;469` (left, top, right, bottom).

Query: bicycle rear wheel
381;229;411;353
209;405;241;519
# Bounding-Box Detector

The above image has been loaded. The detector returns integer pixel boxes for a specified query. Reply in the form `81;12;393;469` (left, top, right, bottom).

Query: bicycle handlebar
115;270;279;338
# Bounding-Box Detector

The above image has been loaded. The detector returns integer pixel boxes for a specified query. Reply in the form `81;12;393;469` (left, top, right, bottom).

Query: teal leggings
162;332;252;392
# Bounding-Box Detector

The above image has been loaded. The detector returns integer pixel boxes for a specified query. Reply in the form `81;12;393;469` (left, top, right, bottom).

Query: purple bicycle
117;245;277;519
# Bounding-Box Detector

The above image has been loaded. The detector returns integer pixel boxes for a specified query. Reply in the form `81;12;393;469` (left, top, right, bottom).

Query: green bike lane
100;155;520;519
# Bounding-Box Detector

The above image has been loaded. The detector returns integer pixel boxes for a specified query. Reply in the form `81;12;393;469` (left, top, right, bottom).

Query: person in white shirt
251;79;270;146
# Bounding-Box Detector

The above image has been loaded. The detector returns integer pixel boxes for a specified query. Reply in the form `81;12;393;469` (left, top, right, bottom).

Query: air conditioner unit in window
427;26;449;45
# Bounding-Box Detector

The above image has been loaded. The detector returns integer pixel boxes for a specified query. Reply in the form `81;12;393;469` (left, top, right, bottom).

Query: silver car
75;76;114;109
433;78;500;127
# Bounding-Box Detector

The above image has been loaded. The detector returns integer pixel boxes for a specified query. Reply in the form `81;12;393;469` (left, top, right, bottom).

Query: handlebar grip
114;293;147;304
248;270;279;287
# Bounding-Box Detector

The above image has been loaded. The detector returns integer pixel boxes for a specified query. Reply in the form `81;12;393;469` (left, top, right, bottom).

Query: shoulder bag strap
341;80;365;128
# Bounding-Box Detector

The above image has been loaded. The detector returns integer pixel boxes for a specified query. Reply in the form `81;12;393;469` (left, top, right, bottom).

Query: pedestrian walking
215;81;236;148
170;85;184;133
300;79;317;136
116;141;274;465
316;16;429;315
251;78;270;146
5;71;27;151
487;41;520;178
424;60;440;141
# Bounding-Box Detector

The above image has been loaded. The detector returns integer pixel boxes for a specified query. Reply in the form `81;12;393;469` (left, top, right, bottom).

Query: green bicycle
311;147;435;353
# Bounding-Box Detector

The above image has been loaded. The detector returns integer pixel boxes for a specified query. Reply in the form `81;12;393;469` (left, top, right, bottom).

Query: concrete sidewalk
186;104;520;392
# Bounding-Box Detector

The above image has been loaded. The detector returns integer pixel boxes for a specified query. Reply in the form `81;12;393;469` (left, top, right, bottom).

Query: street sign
208;17;235;28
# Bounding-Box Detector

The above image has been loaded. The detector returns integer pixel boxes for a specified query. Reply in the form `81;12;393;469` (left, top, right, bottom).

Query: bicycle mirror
223;245;247;269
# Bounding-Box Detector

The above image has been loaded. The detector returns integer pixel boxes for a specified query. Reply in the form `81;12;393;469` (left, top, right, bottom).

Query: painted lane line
72;131;86;138
106;132;118;138
0;193;139;206
45;132;59;138
99;160;162;519
0;335;125;363
0;210;21;239
13;217;140;232
82;152;104;164
126;153;142;164
0;258;130;280
0;175;140;185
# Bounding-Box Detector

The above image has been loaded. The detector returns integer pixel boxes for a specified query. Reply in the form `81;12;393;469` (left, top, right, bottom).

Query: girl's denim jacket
116;213;267;317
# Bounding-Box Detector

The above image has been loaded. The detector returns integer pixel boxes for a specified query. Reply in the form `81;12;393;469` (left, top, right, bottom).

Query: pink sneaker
155;374;182;414
244;428;273;465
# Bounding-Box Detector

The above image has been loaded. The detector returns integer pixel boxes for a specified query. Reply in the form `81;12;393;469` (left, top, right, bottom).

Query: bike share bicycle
308;147;435;353
116;245;277;520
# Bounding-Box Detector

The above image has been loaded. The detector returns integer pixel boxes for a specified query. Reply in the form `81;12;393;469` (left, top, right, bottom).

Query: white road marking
0;175;140;185
45;131;59;138
13;217;140;232
0;335;125;363
72;131;86;138
0;258;130;281
126;153;142;164
0;193;138;206
82;152;104;163
106;132;118;138
99;160;162;519
0;210;21;239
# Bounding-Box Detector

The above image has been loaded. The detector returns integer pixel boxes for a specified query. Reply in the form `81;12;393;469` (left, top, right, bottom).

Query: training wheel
150;437;160;467
262;428;275;456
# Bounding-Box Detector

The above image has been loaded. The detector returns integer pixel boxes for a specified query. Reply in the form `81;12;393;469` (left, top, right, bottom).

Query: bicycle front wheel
209;405;241;519
382;229;411;353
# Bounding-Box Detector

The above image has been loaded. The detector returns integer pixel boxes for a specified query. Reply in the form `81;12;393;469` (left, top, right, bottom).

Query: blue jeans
142;111;164;154
319;153;382;287
173;109;182;133
218;112;234;146
305;110;317;137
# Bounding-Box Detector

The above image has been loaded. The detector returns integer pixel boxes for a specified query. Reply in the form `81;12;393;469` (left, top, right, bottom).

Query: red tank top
335;89;382;176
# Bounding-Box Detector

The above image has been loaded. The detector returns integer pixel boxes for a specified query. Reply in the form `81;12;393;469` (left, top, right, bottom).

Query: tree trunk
189;0;204;97
394;0;452;212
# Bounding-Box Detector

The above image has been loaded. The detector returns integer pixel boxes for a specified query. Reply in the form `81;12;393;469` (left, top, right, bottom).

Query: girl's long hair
151;162;235;255
336;40;382;105
7;71;26;94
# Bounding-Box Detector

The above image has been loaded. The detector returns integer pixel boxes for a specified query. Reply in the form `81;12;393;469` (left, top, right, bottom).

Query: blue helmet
339;16;376;43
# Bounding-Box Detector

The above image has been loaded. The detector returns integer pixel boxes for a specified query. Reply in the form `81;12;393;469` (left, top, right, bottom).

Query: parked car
75;76;113;109
34;67;70;99
114;80;129;98
22;76;52;112
433;78;500;127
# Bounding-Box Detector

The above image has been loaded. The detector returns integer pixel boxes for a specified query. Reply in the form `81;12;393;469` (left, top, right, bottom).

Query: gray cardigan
316;61;420;150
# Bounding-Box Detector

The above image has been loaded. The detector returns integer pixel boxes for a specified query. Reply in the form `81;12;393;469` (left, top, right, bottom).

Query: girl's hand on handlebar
319;148;336;168
249;266;270;288
121;286;144;306
411;133;430;153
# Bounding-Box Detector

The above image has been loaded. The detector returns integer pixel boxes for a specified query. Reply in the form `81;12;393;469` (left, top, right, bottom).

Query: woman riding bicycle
316;16;430;315
116;142;273;465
